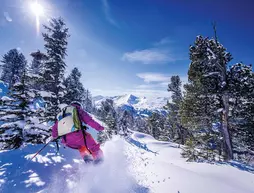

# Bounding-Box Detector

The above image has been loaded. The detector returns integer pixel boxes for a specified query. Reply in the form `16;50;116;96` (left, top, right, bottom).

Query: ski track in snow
0;132;254;193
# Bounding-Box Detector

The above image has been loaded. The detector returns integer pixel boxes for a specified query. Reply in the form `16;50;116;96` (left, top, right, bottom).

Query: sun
30;1;44;17
30;1;45;35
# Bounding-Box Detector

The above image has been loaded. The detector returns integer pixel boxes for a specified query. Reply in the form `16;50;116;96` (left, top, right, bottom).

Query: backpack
55;105;91;153
56;105;82;137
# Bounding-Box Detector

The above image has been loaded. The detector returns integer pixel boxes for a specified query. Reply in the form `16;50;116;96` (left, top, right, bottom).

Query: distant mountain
92;95;105;101
93;94;168;117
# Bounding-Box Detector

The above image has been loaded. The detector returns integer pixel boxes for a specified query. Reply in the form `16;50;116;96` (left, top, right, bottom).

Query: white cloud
159;81;169;86
101;0;118;27
135;84;157;89
122;49;175;64
135;82;168;89
4;12;12;22
136;73;171;83
88;72;188;98
137;73;188;84
128;89;169;97
122;37;187;65
91;87;169;97
135;73;188;94
154;37;173;46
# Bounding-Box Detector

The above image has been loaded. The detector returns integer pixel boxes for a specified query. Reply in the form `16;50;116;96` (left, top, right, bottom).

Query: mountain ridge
93;94;168;117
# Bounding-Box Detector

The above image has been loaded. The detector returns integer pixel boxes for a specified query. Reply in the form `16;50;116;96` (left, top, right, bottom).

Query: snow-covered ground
1;131;254;193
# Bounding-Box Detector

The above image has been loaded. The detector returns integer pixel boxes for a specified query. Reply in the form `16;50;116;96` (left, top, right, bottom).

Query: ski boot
79;146;93;164
92;149;104;165
83;154;94;164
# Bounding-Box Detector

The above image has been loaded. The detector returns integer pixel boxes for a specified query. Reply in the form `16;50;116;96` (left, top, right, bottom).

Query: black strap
81;127;92;154
63;135;66;142
76;108;92;155
62;107;67;118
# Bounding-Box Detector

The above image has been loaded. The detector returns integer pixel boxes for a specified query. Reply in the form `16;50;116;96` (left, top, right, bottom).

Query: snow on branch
1;96;13;101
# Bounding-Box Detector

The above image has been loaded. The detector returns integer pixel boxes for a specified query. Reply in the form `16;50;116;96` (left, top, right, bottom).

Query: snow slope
1;131;254;193
127;131;254;193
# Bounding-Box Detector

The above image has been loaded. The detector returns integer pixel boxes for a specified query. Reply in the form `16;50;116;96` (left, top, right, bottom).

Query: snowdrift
0;131;254;193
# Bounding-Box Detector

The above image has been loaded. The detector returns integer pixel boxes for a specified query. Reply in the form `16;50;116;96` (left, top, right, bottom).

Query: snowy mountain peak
92;95;105;101
93;94;168;116
115;94;140;106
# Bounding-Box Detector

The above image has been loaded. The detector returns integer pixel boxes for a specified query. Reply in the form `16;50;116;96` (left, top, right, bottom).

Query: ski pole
2;137;53;189
30;138;52;161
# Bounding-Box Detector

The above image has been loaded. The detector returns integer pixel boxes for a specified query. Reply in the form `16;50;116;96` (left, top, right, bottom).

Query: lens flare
30;2;44;17
30;1;44;35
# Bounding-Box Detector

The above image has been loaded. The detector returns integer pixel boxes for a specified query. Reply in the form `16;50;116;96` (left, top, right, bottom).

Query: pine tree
118;110;134;136
97;99;118;138
29;50;48;90
181;138;200;161
0;49;26;88
83;89;93;113
30;50;48;75
42;17;69;122
228;63;254;160
165;75;189;144
105;113;117;136
0;56;28;149
63;67;85;105
134;116;150;134
0;96;24;150
97;131;108;144
181;33;254;161
181;35;232;160
181;79;222;161
148;112;164;140
161;118;172;141
23;51;50;144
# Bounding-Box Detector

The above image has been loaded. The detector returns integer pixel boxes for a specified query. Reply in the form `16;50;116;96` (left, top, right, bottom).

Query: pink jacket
52;104;104;149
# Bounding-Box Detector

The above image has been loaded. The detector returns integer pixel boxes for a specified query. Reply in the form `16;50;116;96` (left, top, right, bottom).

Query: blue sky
0;0;253;97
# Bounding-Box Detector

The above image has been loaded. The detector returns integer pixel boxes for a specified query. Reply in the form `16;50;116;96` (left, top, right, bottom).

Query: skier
52;101;104;164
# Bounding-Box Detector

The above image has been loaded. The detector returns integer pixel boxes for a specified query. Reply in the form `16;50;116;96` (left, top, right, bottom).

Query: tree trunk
177;124;185;145
222;93;233;160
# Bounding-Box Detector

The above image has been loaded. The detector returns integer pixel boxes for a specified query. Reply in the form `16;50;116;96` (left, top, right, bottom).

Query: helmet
70;101;83;109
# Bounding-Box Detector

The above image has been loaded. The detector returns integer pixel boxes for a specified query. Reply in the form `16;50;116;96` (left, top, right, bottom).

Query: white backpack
56;105;82;137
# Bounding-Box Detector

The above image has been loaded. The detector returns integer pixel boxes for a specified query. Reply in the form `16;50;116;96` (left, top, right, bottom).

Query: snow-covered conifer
0;49;26;88
42;17;69;122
